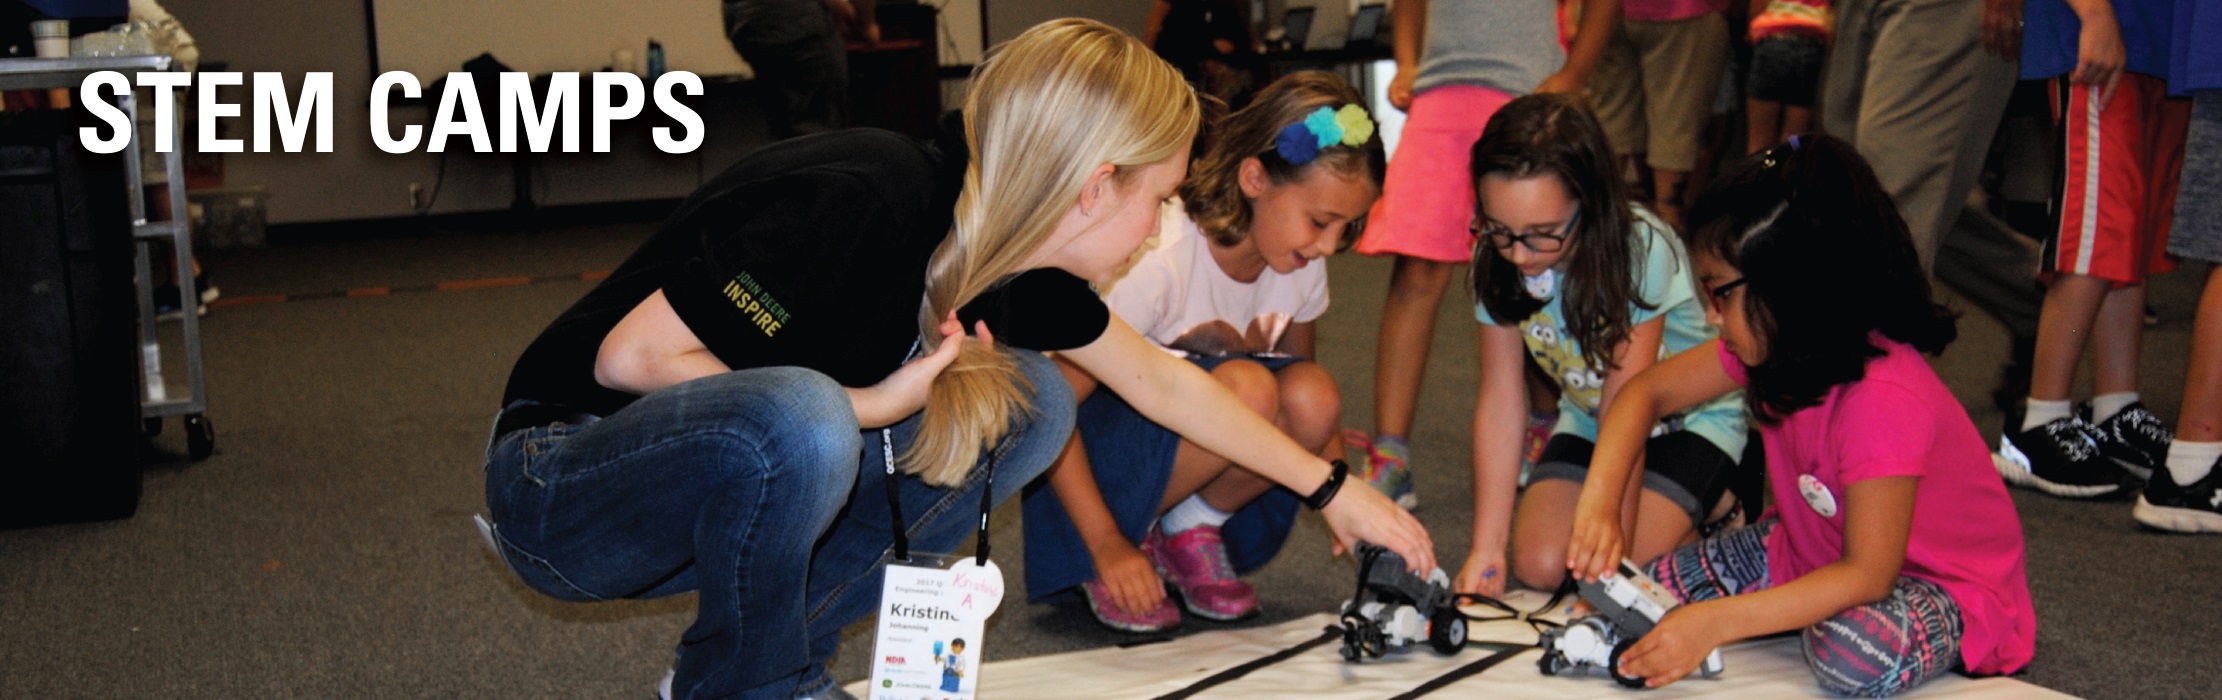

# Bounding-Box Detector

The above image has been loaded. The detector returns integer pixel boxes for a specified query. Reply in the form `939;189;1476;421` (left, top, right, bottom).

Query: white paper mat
847;591;2074;699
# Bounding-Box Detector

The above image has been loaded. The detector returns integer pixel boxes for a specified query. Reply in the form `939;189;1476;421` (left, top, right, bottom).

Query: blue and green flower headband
1273;105;1376;165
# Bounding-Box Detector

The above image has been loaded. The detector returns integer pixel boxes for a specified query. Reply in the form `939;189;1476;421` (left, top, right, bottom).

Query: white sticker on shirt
1798;474;1838;518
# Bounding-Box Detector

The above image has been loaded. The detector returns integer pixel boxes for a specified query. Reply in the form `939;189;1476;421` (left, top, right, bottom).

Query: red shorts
2042;73;2190;285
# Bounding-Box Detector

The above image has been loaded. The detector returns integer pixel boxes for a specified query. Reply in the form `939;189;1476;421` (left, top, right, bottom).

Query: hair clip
1273;105;1375;165
1788;134;1802;150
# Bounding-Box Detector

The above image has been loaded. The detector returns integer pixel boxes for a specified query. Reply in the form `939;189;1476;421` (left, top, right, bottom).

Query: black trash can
0;106;143;528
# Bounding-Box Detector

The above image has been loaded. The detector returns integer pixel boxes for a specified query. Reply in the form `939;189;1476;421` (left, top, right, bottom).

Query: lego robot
1537;559;1724;688
1338;543;1468;660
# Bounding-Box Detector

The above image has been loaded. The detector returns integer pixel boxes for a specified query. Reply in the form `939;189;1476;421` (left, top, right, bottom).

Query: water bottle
646;40;665;82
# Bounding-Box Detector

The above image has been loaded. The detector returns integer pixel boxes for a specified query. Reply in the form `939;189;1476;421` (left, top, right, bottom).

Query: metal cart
0;55;213;459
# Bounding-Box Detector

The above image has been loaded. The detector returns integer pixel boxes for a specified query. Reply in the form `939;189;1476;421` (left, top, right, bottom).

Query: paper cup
31;19;68;57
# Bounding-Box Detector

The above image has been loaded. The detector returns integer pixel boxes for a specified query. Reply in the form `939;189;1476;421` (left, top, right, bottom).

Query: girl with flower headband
1021;72;1386;632
1461;93;1751;598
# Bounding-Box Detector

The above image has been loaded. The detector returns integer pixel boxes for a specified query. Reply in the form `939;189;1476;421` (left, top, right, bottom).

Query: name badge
869;557;1004;699
1798;474;1838;518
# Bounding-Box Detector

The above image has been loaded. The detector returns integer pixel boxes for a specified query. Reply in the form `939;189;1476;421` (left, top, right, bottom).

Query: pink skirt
1354;85;1517;262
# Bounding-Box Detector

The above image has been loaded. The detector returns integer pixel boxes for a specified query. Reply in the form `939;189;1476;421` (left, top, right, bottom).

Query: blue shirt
2173;0;2222;93
1474;207;1748;461
2022;0;2176;81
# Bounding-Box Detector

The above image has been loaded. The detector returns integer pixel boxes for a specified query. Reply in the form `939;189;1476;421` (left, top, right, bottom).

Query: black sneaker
2133;460;2222;534
2091;402;2171;482
1995;416;2125;498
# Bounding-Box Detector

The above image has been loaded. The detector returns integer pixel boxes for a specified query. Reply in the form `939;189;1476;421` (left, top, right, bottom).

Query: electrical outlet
408;182;425;211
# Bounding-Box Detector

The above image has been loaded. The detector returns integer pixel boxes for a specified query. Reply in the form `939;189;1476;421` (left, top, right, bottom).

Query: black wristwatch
1302;459;1350;510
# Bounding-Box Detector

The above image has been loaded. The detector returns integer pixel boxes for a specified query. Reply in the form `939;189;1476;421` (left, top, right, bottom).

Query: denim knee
720;366;864;477
1001;349;1076;484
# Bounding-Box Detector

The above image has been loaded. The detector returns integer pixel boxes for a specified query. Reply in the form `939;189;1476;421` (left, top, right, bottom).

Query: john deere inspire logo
723;271;791;337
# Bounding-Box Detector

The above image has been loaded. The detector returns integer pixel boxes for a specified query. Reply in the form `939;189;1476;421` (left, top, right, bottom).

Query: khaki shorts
1586;13;1730;172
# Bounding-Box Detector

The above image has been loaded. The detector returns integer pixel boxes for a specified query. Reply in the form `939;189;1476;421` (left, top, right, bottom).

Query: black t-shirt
501;113;1110;417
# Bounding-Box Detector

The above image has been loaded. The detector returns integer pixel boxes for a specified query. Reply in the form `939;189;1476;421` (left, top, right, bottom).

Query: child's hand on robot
1614;603;1724;689
1454;548;1507;597
1564;498;1626;584
1092;540;1169;616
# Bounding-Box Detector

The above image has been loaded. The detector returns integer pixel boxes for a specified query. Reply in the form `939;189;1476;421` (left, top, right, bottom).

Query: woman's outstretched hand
850;312;988;428
1322;480;1436;574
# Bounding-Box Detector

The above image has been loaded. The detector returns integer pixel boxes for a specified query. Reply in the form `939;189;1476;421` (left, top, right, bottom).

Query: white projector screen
369;0;753;84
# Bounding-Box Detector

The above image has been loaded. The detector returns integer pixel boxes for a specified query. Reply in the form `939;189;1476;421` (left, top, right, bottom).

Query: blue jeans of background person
483;351;1074;700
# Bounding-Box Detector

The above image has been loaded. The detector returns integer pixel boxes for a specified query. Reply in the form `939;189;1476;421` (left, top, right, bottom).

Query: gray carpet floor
2;218;2215;699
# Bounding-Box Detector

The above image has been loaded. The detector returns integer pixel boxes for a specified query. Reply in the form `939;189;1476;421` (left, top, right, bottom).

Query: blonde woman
483;19;1433;700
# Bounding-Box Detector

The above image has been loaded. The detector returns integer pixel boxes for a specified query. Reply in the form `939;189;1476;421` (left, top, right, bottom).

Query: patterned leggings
1643;519;1965;698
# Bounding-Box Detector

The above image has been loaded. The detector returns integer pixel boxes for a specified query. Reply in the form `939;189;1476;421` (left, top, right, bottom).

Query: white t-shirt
1099;201;1331;357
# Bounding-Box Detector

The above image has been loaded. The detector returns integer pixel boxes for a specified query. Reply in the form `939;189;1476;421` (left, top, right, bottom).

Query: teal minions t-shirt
1474;207;1747;461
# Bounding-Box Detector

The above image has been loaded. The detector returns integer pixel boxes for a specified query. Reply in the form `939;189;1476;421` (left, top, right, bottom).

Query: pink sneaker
1146;525;1258;621
1080;578;1181;633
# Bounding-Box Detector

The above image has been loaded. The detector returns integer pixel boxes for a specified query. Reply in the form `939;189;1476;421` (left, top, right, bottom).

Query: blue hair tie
1788;134;1803;150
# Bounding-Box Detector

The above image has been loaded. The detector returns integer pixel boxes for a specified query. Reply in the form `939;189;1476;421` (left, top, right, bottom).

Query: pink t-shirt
1720;337;2035;675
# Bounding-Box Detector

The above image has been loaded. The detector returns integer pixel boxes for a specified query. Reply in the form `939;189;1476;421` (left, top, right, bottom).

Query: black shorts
1747;35;1827;107
1529;431;1738;526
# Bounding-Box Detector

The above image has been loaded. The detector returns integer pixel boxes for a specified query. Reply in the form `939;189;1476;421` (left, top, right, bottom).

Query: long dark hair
1685;134;1958;423
1183;71;1386;247
1469;93;1647;370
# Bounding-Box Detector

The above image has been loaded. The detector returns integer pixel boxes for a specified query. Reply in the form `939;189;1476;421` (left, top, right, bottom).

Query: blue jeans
483;351;1074;700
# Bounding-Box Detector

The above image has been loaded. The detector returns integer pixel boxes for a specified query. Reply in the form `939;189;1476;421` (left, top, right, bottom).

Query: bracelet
1302;459;1349;510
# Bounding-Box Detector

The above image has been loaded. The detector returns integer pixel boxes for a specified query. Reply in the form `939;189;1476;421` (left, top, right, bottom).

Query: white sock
2165;441;2222;487
2092;392;2140;423
2023;398;2075;433
1161;494;1233;535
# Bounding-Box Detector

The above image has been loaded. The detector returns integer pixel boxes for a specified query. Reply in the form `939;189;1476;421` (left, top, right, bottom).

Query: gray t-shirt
1412;0;1567;95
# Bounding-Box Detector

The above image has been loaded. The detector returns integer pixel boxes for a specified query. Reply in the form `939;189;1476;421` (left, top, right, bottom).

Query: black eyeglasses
1471;207;1581;253
1706;277;1748;312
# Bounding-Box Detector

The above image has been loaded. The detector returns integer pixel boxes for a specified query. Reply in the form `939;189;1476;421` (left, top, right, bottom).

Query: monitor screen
1280;7;1315;51
1349;4;1386;45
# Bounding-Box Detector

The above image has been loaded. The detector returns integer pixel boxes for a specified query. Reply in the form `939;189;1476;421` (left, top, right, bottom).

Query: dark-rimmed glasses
1471;207;1581;253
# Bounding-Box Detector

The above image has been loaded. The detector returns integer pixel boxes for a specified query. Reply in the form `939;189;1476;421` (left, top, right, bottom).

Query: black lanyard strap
881;338;997;566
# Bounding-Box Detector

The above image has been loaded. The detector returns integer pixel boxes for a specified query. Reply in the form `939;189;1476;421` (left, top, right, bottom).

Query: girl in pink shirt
1563;134;2036;696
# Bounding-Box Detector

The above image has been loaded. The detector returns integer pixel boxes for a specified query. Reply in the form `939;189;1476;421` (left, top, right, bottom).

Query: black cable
1449;577;1576;637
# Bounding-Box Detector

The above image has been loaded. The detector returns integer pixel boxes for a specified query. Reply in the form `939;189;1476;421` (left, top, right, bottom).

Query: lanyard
883;338;997;566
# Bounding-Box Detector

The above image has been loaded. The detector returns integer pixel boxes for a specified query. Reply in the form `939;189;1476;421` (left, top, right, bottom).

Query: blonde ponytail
902;18;1199;485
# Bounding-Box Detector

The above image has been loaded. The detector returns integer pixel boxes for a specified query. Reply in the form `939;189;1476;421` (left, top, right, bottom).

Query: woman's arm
1061;318;1437;572
1462;322;1528;594
1537;0;1620;94
1387;0;1427;110
1566;339;1742;581
596;290;974;429
1040;357;1168;615
1617;476;1919;688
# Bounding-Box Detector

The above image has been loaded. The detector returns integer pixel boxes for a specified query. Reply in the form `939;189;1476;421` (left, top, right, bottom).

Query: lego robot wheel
1538;651;1567;676
1427;609;1466;655
1608;639;1647;689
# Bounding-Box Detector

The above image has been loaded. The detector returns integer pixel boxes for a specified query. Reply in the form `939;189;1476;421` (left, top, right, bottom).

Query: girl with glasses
1564;135;2034;695
1461;93;1750;597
